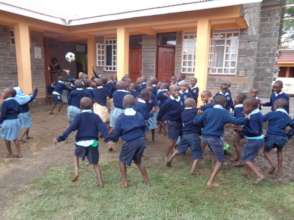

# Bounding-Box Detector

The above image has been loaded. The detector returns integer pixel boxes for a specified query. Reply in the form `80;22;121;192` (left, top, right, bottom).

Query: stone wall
0;26;17;92
253;0;285;97
175;32;182;77
207;3;261;97
141;35;157;79
0;26;46;97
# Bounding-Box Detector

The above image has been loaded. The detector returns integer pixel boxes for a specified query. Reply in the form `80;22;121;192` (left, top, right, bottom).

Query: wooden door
129;47;142;82
157;46;175;82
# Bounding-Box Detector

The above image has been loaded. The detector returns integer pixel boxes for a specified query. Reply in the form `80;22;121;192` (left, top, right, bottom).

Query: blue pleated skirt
110;107;124;128
0;119;21;141
67;105;81;124
19;112;32;128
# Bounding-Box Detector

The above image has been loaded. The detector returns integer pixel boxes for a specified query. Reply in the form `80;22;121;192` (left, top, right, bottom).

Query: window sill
208;73;237;76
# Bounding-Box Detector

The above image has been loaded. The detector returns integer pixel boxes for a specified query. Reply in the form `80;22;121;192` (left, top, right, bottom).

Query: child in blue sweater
179;80;193;106
134;89;151;123
55;97;111;187
14;87;38;142
67;80;85;124
262;80;289;113
110;80;130;129
199;90;213;112
241;98;265;184
193;94;245;187
263;98;294;176
166;98;202;174
49;76;68;115
215;83;234;111
232;92;247;165
0;88;22;158
109;95;149;188
190;78;199;104
158;85;183;159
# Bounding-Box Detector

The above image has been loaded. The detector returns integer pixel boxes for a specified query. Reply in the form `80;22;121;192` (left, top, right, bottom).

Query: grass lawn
4;159;294;220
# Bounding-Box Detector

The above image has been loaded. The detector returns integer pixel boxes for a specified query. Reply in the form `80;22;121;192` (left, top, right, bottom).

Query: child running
263;98;294;176
109;95;149;188
55;97;111;187
158;85;183;159
166;98;202;174
241;97;265;184
0;88;22;158
193;94;245;187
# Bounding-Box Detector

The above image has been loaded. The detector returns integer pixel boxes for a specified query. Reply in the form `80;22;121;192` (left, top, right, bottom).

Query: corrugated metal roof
278;50;294;66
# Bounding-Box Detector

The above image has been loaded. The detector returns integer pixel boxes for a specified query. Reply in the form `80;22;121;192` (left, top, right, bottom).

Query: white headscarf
13;87;31;105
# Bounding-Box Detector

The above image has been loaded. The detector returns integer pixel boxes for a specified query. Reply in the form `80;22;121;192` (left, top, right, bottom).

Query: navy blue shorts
265;135;288;152
120;137;145;166
167;121;181;141
177;133;202;160
75;145;99;165
52;94;62;104
202;136;224;162
241;139;264;162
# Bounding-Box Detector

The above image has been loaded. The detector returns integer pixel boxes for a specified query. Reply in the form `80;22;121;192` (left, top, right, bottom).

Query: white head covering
13;87;31;105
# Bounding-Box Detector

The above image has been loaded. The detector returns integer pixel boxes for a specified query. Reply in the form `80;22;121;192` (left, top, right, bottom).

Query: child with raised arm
0;88;22;157
262;80;289;113
55;97;111;187
166;98;202;174
241;98;265;184
109;95;149;188
157;85;183;159
49;76;68;115
263;98;294;176
193;95;245;188
14;87;38;142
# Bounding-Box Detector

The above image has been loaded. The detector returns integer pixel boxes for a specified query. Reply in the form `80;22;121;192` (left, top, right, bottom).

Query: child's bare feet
166;160;172;167
254;176;265;184
207;182;220;188
121;181;129;188
96;182;104;187
72;175;79;182
233;161;243;167
268;166;276;175
14;154;23;158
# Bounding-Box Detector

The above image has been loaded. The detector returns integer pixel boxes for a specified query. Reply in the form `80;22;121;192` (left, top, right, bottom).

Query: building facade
0;0;286;98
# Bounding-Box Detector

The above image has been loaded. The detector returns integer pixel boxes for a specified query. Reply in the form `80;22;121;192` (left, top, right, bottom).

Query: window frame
104;38;117;72
181;32;196;74
208;30;240;75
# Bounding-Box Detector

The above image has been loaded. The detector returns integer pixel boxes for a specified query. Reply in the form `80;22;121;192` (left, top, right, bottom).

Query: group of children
1;72;293;188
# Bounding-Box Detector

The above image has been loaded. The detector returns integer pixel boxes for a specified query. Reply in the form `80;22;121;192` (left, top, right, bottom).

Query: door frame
156;45;176;82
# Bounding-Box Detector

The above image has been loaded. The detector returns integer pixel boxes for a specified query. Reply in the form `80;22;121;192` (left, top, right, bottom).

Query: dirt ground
1;104;294;218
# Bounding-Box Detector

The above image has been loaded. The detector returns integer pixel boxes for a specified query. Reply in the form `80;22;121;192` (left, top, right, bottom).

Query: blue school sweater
234;104;244;118
109;108;146;142
179;90;193;105
19;89;38;113
57;110;109;142
104;81;116;98
242;109;264;138
263;109;294;137
112;90;130;109
134;99;150;120
181;108;201;135
200;102;214;112
136;82;147;94
84;87;94;99
263;92;290;113
156;89;168;107
52;80;67;95
147;94;158;112
68;88;86;108
215;91;234;110
193;105;244;137
0;98;20;124
190;86;199;100
92;86;110;106
157;96;183;122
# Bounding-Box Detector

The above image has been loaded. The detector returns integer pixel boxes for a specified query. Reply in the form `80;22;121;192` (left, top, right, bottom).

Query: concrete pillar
195;19;211;100
87;35;96;79
14;23;32;94
116;27;129;80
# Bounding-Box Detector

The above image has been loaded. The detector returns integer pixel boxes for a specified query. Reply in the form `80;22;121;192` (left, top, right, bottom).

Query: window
96;43;104;67
181;32;196;74
104;39;116;71
209;31;239;75
95;38;117;71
